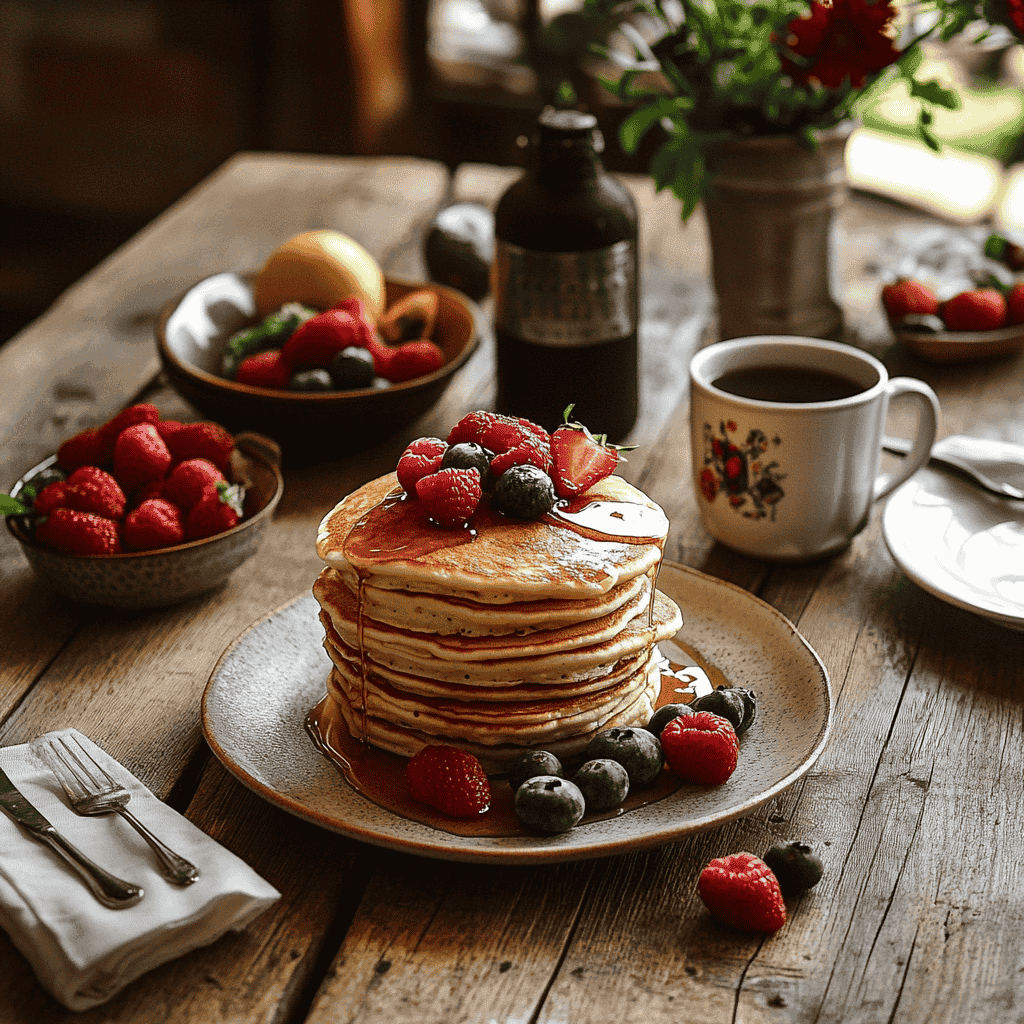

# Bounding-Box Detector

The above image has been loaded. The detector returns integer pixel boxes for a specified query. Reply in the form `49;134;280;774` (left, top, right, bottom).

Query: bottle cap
538;108;598;136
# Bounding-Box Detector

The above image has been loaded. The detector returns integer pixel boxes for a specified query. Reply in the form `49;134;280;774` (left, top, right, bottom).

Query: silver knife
0;765;143;909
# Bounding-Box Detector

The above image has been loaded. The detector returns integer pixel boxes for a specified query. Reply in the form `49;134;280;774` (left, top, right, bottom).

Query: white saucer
883;467;1024;631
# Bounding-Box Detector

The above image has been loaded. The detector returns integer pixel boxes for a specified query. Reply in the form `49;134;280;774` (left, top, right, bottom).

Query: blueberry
441;442;494;485
290;368;334;392
581;727;663;789
492;464;556;519
328;346;376;389
572;759;629;811
690;686;756;736
507;749;563;793
763;841;824;895
514;776;585;834
646;703;694;738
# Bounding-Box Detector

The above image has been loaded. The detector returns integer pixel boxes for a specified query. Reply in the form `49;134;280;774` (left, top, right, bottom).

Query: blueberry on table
572;759;629;811
492;464;556;519
507;749;563;794
328;346;376;390
763;841;823;895
690;686;756;736
581;727;663;789
514;776;585;834
646;703;694;738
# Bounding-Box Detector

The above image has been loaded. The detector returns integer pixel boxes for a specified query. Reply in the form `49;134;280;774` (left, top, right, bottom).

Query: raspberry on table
698;852;787;933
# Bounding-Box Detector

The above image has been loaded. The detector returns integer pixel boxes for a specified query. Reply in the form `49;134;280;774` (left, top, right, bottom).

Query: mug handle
875;377;940;501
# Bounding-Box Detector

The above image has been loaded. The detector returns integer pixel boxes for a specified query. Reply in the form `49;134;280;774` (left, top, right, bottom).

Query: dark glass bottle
493;108;639;441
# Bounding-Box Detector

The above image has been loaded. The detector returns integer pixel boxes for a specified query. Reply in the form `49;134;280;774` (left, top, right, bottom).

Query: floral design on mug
700;421;786;519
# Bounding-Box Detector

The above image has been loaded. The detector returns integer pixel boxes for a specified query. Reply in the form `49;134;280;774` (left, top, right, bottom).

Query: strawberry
113;423;172;492
941;288;1007;332
1007;281;1024;325
33;480;70;515
661;711;739;785
64;466;126;520
155;419;186;446
415;467;482;528
378;339;445;383
35;508;121;556
281;307;374;370
236;349;292;389
123;498;184;551
698;852;787;933
881;278;939;322
397;437;447;495
132;479;165;508
185;480;243;539
405;744;492;817
549;409;631;499
162;458;225;513
99;403;160;446
165;421;234;475
56;427;111;472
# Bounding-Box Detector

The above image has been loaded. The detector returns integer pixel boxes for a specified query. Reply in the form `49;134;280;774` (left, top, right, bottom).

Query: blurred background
4;0;1024;346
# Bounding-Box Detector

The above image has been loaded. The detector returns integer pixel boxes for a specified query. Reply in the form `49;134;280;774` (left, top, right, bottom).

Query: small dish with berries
155;230;479;464
881;230;1024;363
3;405;284;608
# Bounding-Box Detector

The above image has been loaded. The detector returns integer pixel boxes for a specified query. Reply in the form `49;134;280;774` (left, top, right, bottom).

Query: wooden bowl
156;273;480;464
5;433;284;609
893;320;1024;363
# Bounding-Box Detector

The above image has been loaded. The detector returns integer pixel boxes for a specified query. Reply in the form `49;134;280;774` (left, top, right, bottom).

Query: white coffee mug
689;336;940;560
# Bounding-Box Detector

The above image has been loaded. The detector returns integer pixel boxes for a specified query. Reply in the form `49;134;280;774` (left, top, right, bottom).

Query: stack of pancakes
313;471;681;770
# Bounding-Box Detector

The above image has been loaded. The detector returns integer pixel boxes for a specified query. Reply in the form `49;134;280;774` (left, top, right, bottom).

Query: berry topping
492;463;557;519
571;758;630;811
661;711;739;785
514;776;585;834
698;852;787;933
549;406;632;499
689;686;756;737
35;508;122;556
123;498;185;551
416;467;482;528
581;726;663;790
762;841;824;895
396;437;447;495
506;749;563;794
405;744;492;817
489;434;552;480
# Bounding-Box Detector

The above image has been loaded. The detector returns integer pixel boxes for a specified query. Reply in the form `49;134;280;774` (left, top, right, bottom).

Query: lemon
252;230;386;320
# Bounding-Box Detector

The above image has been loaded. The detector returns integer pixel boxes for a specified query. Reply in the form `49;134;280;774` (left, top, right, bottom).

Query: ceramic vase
703;123;853;341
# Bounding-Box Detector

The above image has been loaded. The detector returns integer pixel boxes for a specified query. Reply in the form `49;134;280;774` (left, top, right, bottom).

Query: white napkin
0;729;280;1011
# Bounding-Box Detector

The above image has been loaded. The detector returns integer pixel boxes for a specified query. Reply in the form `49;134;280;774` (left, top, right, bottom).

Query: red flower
700;468;719;502
711;437;724;457
726;420;737;433
781;0;901;89
725;455;743;480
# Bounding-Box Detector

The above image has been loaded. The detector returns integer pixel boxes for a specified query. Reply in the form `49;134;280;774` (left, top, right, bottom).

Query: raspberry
661;711;739;785
489;435;552;479
396;437;447;496
33;480;70;515
185;480;242;539
447;410;498;447
698;852;787;933
415;467;482;528
236;349;292;389
113;423;173;493
35;508;121;556
405;745;492;817
123;498;185;551
281;307;374;370
64;466;126;520
165;422;234;475
162;458;225;513
56;428;111;472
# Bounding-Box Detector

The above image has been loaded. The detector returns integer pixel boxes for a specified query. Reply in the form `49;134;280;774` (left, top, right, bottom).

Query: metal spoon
883;434;1024;500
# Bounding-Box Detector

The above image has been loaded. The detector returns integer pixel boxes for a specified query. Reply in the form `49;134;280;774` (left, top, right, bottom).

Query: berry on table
397;437;448;496
661;711;739;785
35;508;121;556
581;727;663;789
405;744;491;817
506;749;563;794
572;759;630;811
698;852;787;933
514;776;585;834
416;467;482;528
492;463;557;519
762;841;824;896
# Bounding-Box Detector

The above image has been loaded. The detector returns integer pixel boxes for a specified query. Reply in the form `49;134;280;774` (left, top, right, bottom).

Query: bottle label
494;240;637;347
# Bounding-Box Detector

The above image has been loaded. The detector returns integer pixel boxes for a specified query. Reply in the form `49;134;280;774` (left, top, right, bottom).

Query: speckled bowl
5;432;284;609
156;272;480;464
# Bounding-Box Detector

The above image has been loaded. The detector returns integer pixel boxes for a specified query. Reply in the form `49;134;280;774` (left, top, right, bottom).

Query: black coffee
711;365;866;403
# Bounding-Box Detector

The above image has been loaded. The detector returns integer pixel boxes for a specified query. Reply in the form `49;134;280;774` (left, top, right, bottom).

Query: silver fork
35;734;199;887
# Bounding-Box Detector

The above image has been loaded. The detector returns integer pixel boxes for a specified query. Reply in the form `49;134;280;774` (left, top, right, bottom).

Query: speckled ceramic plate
201;562;832;863
883;468;1024;631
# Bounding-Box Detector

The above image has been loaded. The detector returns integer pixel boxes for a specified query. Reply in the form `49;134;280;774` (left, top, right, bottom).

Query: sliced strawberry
405;744;492;817
396;437;447;495
415;467;481;528
549;410;631;499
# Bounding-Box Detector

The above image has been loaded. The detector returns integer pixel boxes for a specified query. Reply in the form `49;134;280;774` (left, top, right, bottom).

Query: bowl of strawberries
3;405;284;608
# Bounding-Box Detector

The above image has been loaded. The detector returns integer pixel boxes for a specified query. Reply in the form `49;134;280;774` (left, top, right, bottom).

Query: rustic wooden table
1;152;1022;1023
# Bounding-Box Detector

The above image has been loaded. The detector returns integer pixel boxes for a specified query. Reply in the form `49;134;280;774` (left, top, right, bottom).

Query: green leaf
0;494;31;516
909;77;961;111
619;99;674;152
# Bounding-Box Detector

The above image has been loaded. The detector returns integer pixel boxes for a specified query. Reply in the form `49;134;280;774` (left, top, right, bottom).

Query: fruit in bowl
3;405;283;608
